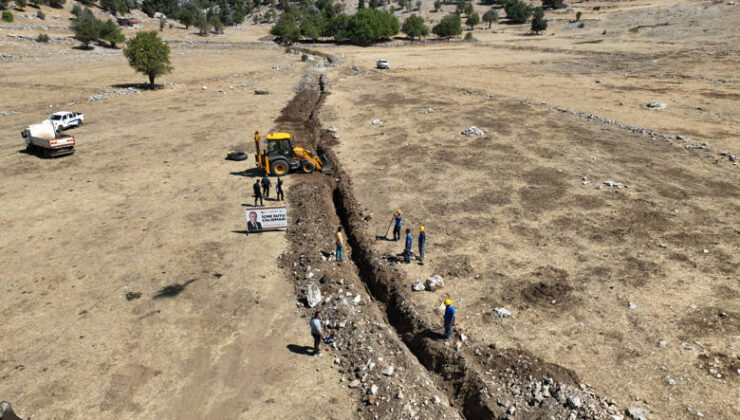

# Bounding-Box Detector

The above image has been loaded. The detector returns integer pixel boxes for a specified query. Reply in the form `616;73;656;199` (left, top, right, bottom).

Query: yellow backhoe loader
254;131;330;176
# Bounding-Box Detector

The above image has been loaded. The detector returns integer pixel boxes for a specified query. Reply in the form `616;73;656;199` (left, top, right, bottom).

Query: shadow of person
420;328;446;341
287;344;315;356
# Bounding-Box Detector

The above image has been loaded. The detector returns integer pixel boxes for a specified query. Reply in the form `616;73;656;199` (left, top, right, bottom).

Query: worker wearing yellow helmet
443;299;455;340
418;226;426;265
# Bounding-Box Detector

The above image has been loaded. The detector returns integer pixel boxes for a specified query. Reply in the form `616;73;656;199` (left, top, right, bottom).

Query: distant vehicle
22;119;75;158
48;111;84;132
117;17;141;26
376;59;390;69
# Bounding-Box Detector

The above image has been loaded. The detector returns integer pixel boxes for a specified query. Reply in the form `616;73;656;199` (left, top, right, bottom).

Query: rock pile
461;126;486;136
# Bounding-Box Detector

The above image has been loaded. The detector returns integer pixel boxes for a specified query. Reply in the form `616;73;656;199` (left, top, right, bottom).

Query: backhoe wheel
301;161;315;174
271;159;289;176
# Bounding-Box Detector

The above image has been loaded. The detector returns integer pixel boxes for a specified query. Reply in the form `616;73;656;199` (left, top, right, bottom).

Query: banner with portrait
245;206;288;233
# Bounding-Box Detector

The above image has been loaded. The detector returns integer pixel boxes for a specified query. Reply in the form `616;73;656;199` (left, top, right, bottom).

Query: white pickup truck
49;111;84;132
22;119;75;158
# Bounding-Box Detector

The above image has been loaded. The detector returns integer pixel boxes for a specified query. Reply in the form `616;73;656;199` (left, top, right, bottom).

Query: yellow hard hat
420;226;425;232
396;209;402;214
444;299;451;306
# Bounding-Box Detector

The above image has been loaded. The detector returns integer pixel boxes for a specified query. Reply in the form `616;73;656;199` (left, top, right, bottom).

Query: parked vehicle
48;111;84;132
376;59;390;69
22;119;75;158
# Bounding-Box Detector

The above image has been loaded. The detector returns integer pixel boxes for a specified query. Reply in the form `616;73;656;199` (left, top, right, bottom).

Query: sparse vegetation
123;31;173;87
504;0;532;24
531;6;546;34
35;33;49;42
432;13;462;38
629;26;639;33
402;13;428;41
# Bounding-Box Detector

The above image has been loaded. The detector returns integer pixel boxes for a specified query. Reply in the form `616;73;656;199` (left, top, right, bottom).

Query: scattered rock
307;283;322;308
326;126;338;133
626;407;648;420
348;379;362;388
603;180;623;188
628;301;637;309
254;89;270;95
567;395;582;409
396;391;404;399
646;102;667;110
369;384;379;395
424;275;444;291
431;395;442;404
370;119;383;125
658;340;668;348
382;365;394;376
461;126;486;136
412;280;425;291
494;307;512;318
201;86;207;90
667;377;676;385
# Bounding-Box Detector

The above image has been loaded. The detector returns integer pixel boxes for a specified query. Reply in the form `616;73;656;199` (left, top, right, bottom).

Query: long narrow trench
280;64;619;420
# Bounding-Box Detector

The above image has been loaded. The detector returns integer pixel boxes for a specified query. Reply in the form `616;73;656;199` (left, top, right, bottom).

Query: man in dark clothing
253;180;263;206
404;228;412;264
418;226;426;265
261;175;272;199
393;209;402;241
276;176;284;201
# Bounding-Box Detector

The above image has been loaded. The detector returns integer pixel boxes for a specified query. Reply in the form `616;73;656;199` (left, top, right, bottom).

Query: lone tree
433;0;441;12
531;7;547;34
402;13;428;41
73;8;99;48
465;11;479;29
123;31;173;87
504;0;532;24
432;13;461;38
482;9;498;28
178;9;195;29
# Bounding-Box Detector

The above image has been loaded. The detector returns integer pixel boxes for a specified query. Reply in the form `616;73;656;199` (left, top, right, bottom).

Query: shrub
123;31;173;86
0;0;7;10
432;13;461;38
530;6;546;34
482;9;497;28
178;9;195;28
36;33;49;42
46;0;64;8
71;4;80;16
504;0;531;24
464;31;473;39
15;0;26;10
36;9;44;19
402;13;428;40
465;11;479;29
433;0;441;12
2;10;13;21
577;21;584;28
575;11;582;21
270;12;300;41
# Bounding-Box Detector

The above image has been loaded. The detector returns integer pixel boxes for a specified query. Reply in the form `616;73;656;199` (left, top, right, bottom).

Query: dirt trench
276;65;622;419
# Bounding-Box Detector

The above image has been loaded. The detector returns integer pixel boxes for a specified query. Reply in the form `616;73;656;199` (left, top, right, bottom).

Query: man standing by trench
418;226;426;265
404;228;413;264
253;179;263;207
443;299;455;340
310;311;325;356
276;176;284;201
335;226;344;263
393;209;403;241
261;174;272;199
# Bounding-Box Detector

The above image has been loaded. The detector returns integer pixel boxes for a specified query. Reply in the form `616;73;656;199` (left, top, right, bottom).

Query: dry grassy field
1;0;737;418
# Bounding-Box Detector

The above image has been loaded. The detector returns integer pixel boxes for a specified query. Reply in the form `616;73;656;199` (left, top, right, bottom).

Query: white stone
425;275;445;291
412;280;425;291
494;307;512;318
306;283;322;308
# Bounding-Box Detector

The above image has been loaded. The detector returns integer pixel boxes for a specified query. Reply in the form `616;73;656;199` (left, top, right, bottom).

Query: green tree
432;13;461;37
504;0;531;23
73;8;99;47
358;0;364;8
433;0;441;12
178;9;195;28
123;31;173;87
402;13;428;40
465;11;479;29
369;0;377;8
71;4;81;16
99;18;124;47
337;8;398;44
415;1;421;10
463;2;473;16
208;15;223;33
530;6;546;34
270;12;300;41
482;8;497;28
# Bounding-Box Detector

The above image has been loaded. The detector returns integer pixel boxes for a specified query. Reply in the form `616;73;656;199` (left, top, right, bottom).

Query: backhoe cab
254;131;329;176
